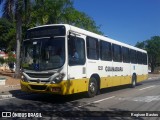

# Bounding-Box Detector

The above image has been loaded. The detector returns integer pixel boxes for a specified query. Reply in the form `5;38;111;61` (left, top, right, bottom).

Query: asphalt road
1;78;160;120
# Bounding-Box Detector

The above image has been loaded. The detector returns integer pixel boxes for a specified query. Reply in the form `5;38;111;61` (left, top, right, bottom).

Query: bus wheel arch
87;74;100;97
131;73;137;88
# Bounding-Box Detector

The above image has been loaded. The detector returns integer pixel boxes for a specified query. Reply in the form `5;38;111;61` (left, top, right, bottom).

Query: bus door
67;33;87;93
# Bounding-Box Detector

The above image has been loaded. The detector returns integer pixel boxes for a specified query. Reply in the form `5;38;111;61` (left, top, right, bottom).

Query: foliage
135;36;160;72
0;0;30;77
0;52;15;68
0;57;5;64
5;52;16;64
0;0;103;77
32;0;73;24
0;18;16;51
0;0;103;49
31;0;102;34
64;8;103;34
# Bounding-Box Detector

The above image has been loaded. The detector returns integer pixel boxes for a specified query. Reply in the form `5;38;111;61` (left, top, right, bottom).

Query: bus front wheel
87;77;98;98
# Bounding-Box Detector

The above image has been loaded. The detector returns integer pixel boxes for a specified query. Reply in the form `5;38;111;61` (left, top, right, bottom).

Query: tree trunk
14;12;22;78
151;64;155;73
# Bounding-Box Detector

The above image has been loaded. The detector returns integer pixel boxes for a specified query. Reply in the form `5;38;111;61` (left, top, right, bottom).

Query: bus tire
87;77;98;98
131;74;136;88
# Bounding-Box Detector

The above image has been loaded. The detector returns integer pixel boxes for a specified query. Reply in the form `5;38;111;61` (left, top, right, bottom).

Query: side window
87;36;99;60
143;53;147;65
100;40;112;61
122;47;130;63
112;44;122;62
68;36;85;66
137;51;143;64
130;49;137;64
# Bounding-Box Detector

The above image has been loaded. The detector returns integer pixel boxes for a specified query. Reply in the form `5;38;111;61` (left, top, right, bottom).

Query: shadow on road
0;84;148;119
100;83;143;95
8;83;144;103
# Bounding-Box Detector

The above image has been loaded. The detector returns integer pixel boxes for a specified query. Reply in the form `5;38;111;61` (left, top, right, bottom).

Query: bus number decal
98;66;103;70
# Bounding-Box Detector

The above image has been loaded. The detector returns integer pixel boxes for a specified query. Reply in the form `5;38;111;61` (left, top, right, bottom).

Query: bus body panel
21;24;148;95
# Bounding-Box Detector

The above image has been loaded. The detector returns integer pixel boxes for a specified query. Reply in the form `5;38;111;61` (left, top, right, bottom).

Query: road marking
92;96;115;103
148;77;159;80
68;96;115;110
119;95;160;103
139;85;155;91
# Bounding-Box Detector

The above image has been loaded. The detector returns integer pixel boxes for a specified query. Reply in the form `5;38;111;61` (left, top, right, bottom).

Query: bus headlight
54;73;65;83
50;73;65;84
21;75;28;82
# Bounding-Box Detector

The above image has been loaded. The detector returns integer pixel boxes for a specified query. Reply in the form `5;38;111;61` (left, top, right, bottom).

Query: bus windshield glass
22;37;65;71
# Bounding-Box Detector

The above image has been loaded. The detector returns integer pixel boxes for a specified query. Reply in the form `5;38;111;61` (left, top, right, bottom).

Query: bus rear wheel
131;74;136;88
87;77;98;98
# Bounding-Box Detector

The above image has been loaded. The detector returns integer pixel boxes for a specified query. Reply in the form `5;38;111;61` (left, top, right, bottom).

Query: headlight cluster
54;73;65;83
21;75;28;82
50;73;65;84
21;72;65;84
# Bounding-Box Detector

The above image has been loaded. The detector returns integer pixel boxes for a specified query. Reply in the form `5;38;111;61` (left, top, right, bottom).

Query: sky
0;0;160;46
73;0;160;45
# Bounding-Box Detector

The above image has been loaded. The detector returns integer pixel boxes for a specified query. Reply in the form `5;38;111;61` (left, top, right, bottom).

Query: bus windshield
22;37;65;71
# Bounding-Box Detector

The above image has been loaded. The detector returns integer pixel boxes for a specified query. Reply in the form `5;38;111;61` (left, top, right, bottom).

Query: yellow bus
21;24;148;97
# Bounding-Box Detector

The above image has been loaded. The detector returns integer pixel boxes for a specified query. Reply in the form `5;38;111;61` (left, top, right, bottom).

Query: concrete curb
0;91;32;100
0;94;13;99
4;84;20;88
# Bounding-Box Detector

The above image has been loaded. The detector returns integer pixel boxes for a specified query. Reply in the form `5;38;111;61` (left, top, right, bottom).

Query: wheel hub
90;82;95;93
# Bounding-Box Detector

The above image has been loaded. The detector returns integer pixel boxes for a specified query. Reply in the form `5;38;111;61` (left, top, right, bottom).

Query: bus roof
29;24;147;53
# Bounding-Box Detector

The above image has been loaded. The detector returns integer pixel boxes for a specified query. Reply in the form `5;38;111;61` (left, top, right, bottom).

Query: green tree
0;18;16;51
32;0;102;34
0;0;102;77
31;0;73;25
0;0;32;78
0;57;5;64
64;8;102;34
5;52;16;64
135;36;160;72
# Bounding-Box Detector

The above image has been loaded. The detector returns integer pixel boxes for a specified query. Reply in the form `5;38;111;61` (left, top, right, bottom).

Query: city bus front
20;25;68;95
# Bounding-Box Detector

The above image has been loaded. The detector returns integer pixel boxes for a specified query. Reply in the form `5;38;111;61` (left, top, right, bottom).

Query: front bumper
20;78;88;95
20;80;63;95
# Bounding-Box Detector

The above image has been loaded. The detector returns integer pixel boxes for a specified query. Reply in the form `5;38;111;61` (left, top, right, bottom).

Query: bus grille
27;73;53;78
30;85;47;90
29;80;50;83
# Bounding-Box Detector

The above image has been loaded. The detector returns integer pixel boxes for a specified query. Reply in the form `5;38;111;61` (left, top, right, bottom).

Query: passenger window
137;52;143;64
143;53;147;65
130;49;137;64
100;40;112;61
112;44;122;62
122;47;130;63
87;36;99;60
